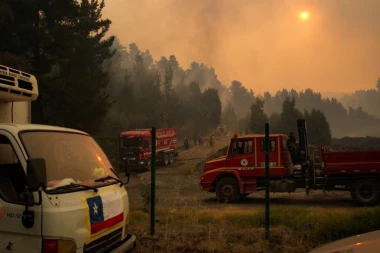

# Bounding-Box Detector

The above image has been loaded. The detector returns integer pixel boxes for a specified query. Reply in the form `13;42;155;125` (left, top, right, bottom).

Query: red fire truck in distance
119;128;177;170
199;119;380;206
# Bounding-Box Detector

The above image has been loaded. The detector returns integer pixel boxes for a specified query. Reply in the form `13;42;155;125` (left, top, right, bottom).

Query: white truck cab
0;64;136;253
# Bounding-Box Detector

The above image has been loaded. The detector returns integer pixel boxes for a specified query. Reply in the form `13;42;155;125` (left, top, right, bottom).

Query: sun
300;11;309;20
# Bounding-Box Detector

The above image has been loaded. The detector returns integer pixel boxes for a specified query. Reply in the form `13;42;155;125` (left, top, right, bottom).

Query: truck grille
83;228;122;253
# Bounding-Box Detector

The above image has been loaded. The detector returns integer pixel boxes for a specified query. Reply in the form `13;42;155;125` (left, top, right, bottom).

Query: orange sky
103;0;380;94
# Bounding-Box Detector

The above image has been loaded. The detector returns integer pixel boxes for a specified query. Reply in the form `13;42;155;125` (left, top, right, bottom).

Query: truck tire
163;153;169;166
169;153;174;164
216;177;240;203
351;179;380;206
146;159;151;171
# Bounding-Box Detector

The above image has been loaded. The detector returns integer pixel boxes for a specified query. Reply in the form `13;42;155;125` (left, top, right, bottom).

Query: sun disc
300;11;309;20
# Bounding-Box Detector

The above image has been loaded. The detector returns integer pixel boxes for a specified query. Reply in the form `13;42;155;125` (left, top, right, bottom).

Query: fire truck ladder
312;149;325;189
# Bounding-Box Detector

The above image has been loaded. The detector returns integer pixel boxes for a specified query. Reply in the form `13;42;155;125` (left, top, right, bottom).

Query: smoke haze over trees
1;0;380;143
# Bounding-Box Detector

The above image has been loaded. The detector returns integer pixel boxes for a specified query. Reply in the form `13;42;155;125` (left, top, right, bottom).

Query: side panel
0;101;30;124
156;128;177;151
323;149;380;174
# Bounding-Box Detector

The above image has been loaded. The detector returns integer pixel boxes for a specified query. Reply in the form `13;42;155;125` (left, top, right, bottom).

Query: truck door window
0;134;25;204
122;138;142;148
235;140;252;155
143;139;149;148
260;139;276;152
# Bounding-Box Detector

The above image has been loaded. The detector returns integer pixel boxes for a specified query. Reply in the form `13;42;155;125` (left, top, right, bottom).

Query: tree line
1;0;379;147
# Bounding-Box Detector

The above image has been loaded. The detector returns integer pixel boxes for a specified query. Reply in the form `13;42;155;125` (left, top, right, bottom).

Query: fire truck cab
199;133;296;202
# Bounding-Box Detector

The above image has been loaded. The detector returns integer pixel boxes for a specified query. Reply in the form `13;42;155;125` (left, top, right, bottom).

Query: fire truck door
228;139;254;169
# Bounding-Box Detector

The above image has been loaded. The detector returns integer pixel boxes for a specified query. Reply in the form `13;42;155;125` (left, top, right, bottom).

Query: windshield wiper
46;183;98;193
94;175;124;187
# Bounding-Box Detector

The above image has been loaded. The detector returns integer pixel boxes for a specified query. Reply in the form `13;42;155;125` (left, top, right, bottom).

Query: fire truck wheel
216;177;240;203
164;153;169;166
146;160;151;171
352;179;380;206
169;153;174;164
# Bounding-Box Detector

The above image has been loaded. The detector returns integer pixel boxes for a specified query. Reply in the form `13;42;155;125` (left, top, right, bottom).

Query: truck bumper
119;160;149;170
199;177;213;191
110;234;137;253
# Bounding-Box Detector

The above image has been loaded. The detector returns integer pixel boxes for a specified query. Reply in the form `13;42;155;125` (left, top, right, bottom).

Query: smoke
103;0;380;94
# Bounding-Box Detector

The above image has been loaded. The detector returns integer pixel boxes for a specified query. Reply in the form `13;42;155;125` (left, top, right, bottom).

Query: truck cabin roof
120;130;151;139
120;128;176;139
0;123;87;135
232;133;289;140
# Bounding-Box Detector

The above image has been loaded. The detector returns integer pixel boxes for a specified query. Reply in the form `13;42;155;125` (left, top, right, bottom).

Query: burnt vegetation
1;0;380;147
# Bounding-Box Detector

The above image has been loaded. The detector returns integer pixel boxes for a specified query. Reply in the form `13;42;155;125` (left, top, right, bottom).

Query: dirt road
124;135;354;210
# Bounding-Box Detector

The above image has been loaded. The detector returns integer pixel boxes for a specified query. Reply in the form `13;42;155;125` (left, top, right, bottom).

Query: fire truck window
143;139;149;148
245;141;252;153
0;135;26;204
235;140;252;154
260;139;276;152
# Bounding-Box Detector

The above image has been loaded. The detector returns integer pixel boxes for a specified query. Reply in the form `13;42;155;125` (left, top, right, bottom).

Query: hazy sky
103;0;380;94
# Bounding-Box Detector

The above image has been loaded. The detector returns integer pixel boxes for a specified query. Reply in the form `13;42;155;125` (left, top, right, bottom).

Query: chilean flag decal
86;191;124;235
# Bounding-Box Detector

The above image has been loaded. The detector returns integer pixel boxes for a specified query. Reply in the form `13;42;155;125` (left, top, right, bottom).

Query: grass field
124;138;380;252
128;204;380;253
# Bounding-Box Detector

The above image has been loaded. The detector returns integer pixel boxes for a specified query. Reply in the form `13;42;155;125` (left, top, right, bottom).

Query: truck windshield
20;131;117;190
121;138;143;148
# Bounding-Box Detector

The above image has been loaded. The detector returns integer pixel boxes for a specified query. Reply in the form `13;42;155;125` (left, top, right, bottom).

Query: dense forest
1;0;379;147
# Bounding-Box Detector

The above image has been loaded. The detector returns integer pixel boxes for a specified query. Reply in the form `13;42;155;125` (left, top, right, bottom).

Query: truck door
228;139;254;170
0;131;42;253
256;137;279;168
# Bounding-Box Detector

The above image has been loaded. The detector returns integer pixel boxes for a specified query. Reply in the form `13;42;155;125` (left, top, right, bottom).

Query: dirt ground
124;134;354;211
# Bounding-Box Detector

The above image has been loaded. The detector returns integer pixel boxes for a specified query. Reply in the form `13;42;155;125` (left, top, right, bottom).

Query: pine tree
249;97;268;134
33;0;115;134
304;109;332;146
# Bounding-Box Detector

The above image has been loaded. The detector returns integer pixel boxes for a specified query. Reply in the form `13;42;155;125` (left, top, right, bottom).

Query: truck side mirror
124;159;131;183
230;139;236;157
22;158;47;229
26;158;47;191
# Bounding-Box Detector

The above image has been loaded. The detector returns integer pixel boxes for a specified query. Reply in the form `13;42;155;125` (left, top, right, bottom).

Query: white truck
0;64;136;253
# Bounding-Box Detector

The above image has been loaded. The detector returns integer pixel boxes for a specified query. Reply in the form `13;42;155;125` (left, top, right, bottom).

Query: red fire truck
199;119;380;206
119;128;177;170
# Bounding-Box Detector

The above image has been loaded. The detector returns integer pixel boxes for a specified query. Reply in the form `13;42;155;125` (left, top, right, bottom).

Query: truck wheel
164;153;169;166
168;153;174;164
146;160;151;171
216;177;240;203
352;179;380;206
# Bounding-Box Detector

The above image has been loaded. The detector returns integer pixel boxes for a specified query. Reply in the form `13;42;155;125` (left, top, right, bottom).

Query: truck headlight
42;239;76;253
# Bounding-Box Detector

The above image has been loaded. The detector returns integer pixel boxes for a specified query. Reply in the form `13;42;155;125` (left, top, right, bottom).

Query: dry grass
128;204;380;253
128;144;380;252
179;163;196;175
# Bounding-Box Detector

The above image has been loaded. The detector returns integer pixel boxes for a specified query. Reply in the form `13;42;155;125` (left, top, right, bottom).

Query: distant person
193;135;197;145
184;137;189;149
197;134;203;146
209;134;214;147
